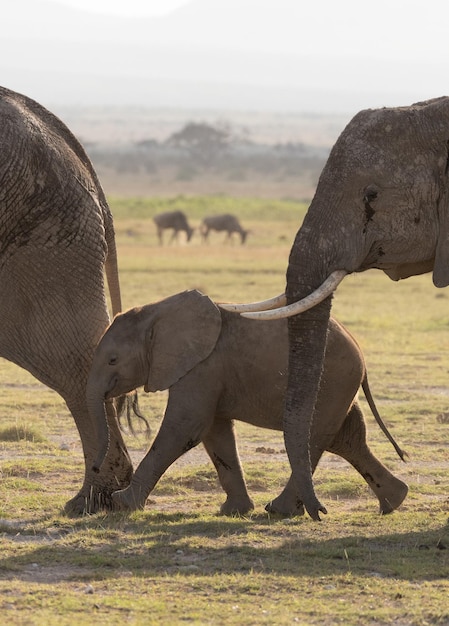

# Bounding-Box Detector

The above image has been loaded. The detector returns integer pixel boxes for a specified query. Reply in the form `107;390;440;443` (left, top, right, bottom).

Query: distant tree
135;138;160;149
167;121;233;167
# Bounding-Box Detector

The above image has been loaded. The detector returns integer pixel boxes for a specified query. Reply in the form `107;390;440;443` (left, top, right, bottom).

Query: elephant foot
220;495;254;516
265;494;305;517
64;490;109;517
64;483;126;516
112;484;147;511
64;458;133;516
377;478;409;514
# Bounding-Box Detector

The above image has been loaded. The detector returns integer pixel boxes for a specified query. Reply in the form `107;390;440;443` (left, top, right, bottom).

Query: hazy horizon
2;0;447;116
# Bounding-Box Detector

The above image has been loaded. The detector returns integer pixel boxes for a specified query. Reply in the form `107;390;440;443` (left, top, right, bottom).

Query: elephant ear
434;216;449;288
427;98;449;288
145;290;222;392
434;173;449;287
434;144;449;288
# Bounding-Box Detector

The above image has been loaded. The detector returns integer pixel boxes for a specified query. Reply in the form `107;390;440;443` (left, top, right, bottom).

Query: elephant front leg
202;417;254;516
64;398;133;516
112;394;213;512
328;403;408;514
111;448;159;511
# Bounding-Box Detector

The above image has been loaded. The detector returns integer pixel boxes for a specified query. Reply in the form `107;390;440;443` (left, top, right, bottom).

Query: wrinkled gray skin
281;97;449;520
87;290;408;516
153;210;194;244
200;214;250;244
0;85;132;515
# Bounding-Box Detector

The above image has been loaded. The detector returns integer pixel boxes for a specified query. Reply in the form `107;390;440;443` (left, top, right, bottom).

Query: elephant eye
363;187;378;204
363;186;378;231
108;356;117;366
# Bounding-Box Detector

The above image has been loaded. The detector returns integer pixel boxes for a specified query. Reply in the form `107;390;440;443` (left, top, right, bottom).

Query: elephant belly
216;374;286;431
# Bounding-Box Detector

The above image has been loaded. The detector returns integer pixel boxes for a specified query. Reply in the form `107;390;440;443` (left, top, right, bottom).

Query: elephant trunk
86;378;111;473
284;228;334;520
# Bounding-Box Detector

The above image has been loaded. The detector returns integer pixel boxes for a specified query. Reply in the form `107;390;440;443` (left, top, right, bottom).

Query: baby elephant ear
145;290;222;392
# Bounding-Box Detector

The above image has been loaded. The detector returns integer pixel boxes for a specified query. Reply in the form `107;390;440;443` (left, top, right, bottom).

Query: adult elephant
222;96;449;520
0;85;133;515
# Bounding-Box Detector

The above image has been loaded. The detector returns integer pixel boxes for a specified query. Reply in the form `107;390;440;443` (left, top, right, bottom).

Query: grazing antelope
153;211;194;245
200;214;250;244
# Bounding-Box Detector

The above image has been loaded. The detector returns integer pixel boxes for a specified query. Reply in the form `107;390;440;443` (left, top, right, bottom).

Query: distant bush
0;424;47;443
86;120;328;185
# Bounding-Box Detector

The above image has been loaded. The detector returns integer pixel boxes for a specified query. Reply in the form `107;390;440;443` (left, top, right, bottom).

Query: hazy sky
52;0;448;63
3;0;448;113
56;0;190;16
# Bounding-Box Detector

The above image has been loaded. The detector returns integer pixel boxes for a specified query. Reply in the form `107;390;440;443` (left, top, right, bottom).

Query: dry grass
0;195;449;625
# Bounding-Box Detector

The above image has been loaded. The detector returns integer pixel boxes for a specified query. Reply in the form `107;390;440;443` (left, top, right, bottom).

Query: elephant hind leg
328;402;408;514
267;401;408;517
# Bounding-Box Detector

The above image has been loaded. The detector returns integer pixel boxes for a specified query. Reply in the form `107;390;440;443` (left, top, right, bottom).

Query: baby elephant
87;290;408;516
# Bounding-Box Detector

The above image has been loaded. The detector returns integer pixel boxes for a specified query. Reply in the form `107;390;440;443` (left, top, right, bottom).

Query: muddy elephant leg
327;402;408;514
0;321;133;517
64;397;133;516
202;418;254;516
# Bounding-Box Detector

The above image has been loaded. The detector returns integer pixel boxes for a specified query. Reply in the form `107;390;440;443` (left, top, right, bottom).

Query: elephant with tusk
223;96;449;520
87;289;407;516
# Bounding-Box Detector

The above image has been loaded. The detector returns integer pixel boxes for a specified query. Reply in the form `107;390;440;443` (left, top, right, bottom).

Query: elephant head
221;96;449;520
87;290;222;472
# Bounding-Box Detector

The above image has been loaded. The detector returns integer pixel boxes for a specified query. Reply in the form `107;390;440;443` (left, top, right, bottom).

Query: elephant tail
103;208;151;443
361;374;408;462
115;391;152;438
103;209;123;318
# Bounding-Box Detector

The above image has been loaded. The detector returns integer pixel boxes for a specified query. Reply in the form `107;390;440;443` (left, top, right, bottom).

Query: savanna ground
1;187;449;624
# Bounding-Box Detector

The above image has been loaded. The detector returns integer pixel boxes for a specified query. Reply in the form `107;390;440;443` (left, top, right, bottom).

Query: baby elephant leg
327;402;408;514
202;418;254;516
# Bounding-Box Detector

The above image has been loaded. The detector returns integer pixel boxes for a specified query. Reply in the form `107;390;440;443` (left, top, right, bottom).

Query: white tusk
219;293;287;313
241;270;348;320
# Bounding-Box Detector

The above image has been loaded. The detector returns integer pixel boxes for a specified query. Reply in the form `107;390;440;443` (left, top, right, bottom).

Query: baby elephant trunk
86;380;111;473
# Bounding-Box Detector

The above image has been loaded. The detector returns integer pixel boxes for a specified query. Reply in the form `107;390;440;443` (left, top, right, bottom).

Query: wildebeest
153;211;194;245
200;214;250;244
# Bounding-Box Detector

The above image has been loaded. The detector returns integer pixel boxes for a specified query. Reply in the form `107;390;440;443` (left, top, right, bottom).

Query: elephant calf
87;290;408;516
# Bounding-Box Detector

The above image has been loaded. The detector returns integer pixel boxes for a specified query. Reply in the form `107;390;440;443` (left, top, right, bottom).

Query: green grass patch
0;424;47;443
108;195;308;222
